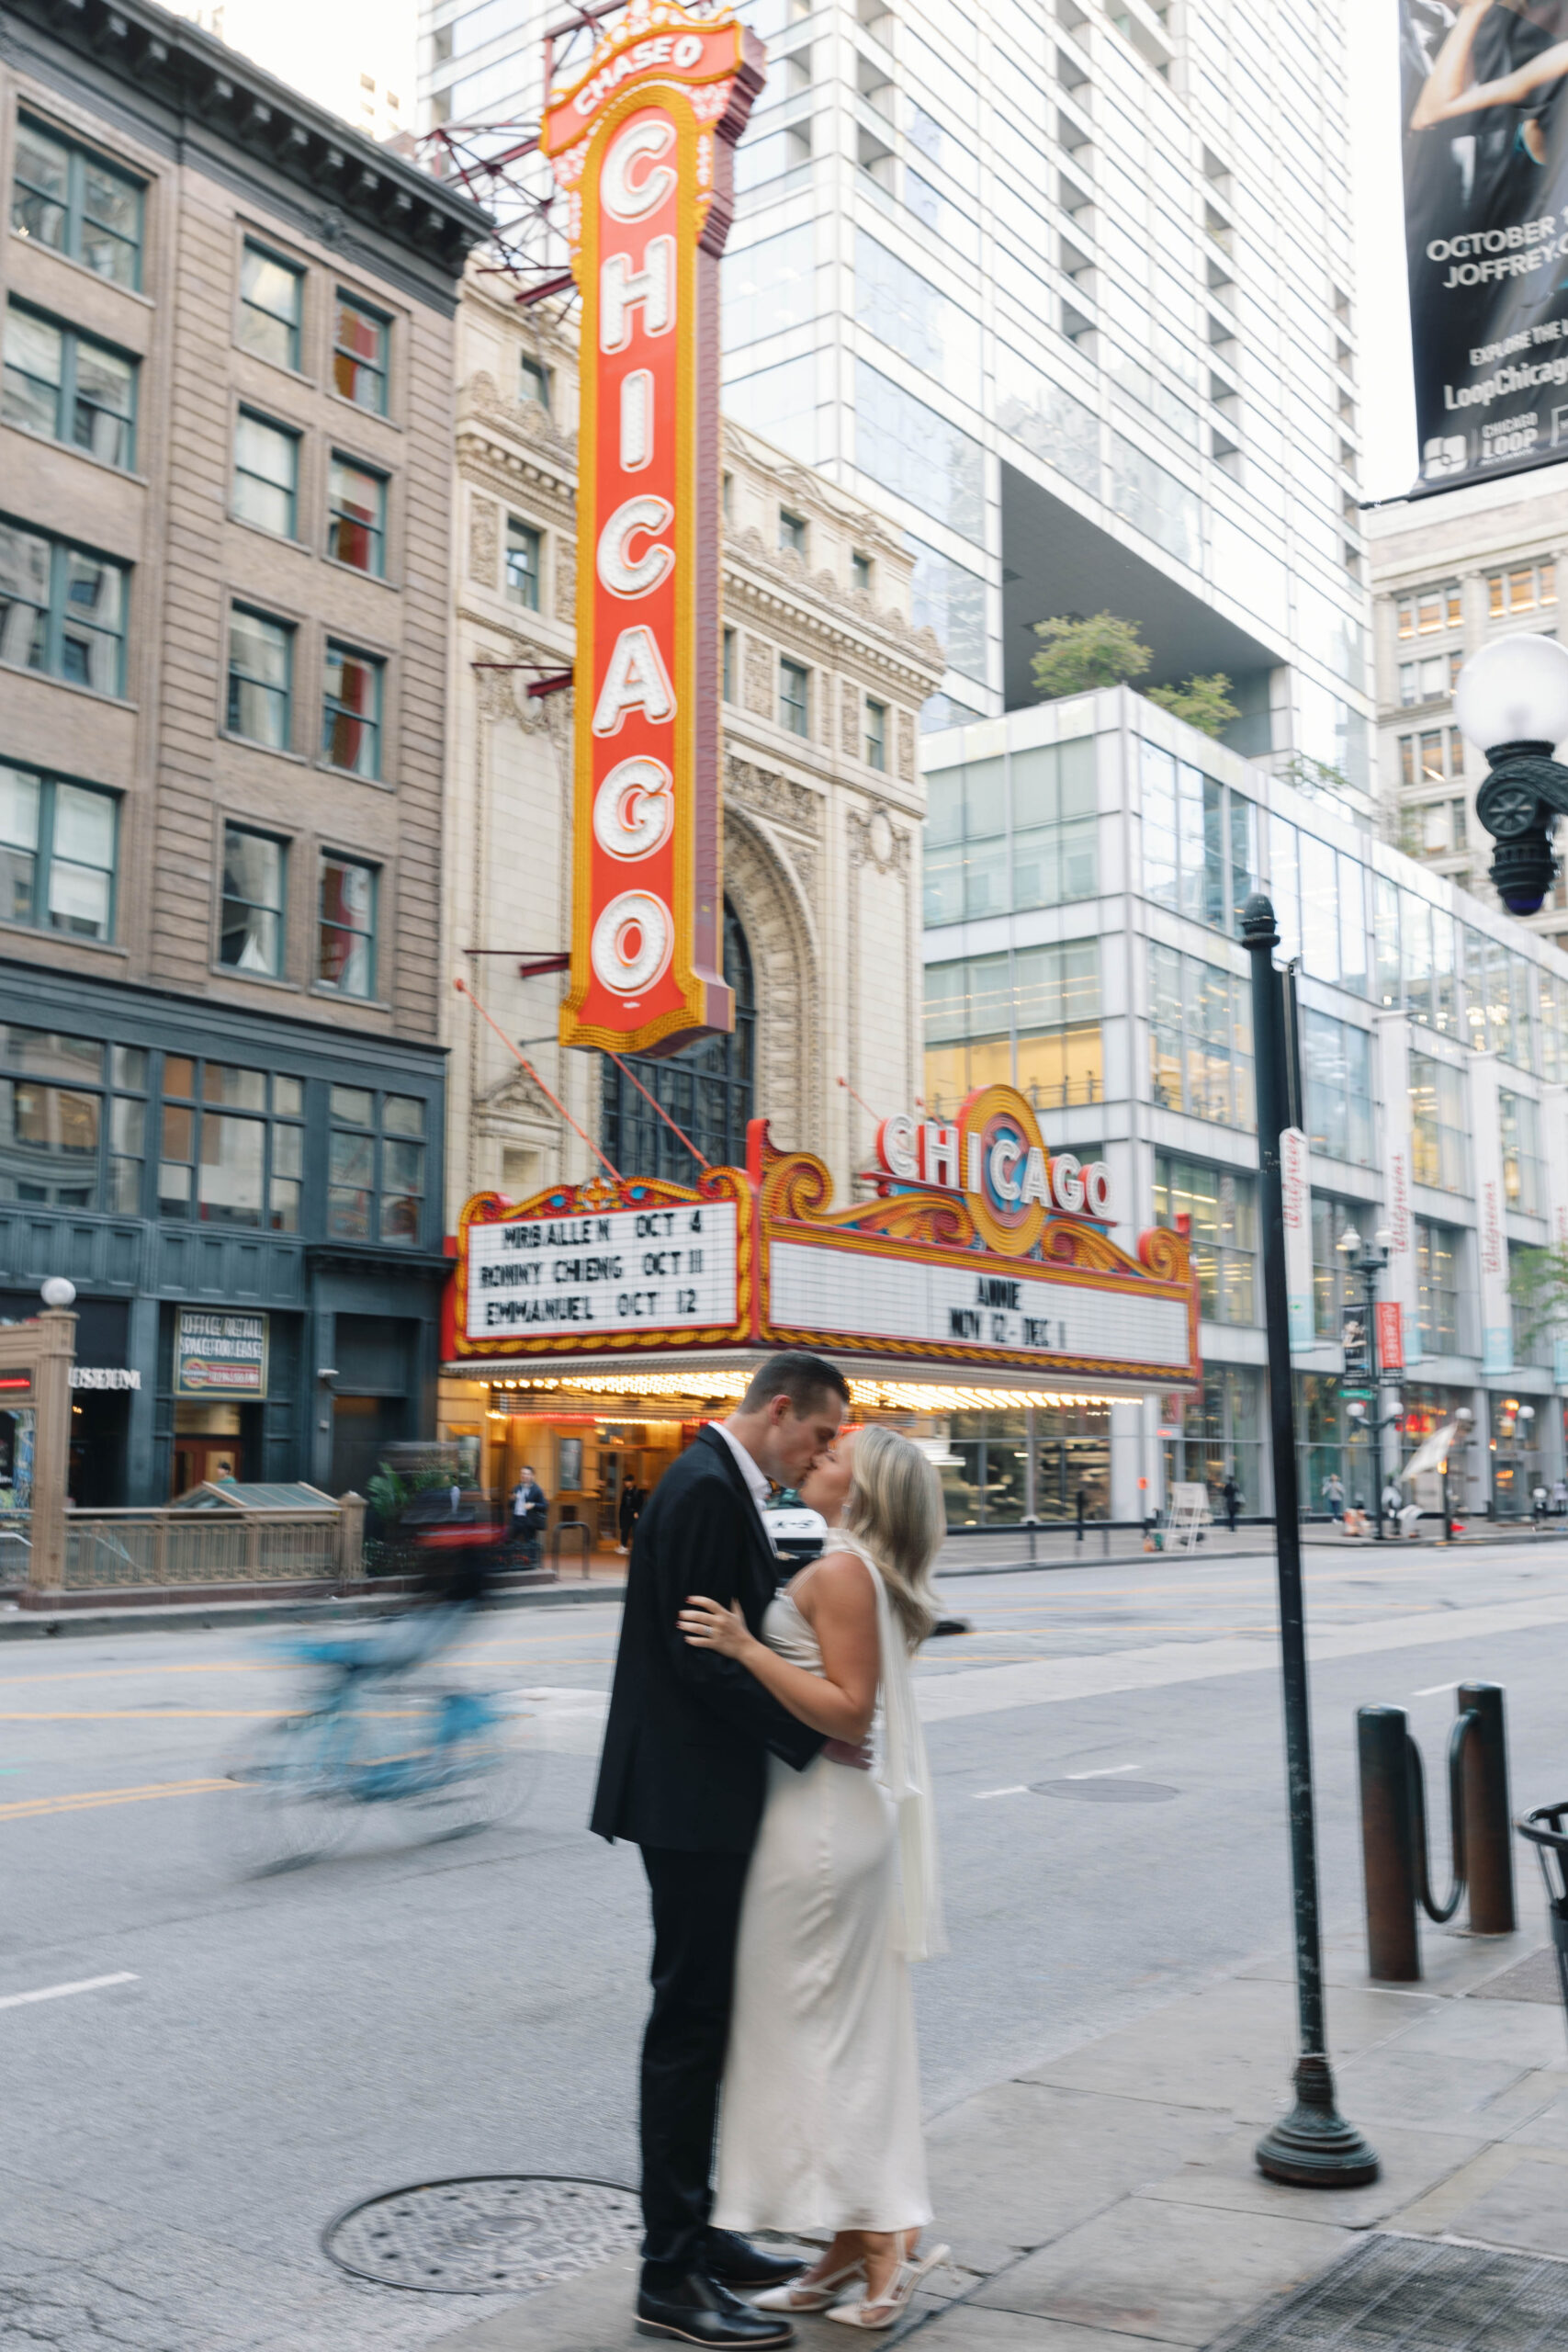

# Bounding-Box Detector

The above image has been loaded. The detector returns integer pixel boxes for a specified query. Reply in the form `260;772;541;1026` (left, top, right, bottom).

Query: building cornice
3;0;490;289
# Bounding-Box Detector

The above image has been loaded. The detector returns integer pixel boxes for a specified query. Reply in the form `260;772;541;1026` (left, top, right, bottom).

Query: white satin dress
712;1556;932;2236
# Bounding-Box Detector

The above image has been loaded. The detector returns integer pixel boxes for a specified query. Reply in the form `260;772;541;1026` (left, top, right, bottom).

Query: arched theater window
600;901;756;1181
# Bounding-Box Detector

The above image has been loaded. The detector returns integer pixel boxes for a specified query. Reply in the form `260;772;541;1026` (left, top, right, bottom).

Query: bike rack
1517;1803;1568;2046
1358;1681;1516;1981
547;1520;593;1581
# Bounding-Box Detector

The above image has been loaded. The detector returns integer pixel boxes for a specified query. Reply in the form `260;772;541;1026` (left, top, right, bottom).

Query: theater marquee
540;0;763;1056
446;1093;1200;1391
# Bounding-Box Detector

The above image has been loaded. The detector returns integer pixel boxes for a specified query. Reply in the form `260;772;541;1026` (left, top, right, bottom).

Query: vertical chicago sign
541;1;764;1055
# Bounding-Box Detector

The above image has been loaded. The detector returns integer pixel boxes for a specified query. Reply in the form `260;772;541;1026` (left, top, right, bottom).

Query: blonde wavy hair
840;1424;944;1649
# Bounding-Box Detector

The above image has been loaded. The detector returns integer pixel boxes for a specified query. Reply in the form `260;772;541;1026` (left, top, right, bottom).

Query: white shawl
834;1533;947;1962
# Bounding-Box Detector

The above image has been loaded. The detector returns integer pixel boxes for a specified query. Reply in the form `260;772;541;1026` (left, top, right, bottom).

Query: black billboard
1402;1;1568;494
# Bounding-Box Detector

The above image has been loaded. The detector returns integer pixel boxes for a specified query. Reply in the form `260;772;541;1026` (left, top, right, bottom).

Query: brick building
0;0;486;1501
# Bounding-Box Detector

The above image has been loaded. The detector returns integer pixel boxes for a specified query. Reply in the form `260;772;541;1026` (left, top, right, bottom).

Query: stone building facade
442;275;946;1233
1367;469;1568;956
0;0;484;1502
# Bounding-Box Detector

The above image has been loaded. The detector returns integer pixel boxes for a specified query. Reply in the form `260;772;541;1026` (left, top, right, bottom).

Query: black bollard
1458;1682;1516;1934
1359;1705;1421;1982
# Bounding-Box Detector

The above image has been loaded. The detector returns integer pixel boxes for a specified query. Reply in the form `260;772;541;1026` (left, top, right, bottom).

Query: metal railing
61;1508;346;1592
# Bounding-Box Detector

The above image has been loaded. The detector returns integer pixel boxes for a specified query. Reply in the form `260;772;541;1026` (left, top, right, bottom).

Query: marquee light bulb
1455;633;1568;753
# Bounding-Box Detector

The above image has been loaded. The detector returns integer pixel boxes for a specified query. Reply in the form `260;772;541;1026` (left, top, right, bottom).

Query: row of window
12;114;397;417
925;739;1098;924
0;1025;423;1240
717;628;889;762
226;608;386;780
923;939;1102;1116
1395;563;1556;639
222;824;379;999
233;413;388;575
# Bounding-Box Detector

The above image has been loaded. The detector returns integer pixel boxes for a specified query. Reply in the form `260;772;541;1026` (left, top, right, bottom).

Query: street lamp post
1337;1225;1394;1540
1458;634;1568;916
1243;893;1380;2189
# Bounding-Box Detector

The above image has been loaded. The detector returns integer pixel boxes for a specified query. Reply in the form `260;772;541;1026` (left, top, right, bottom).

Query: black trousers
638;1843;751;2278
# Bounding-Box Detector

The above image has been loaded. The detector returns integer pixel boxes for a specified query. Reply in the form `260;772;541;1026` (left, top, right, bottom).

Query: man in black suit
592;1351;851;2347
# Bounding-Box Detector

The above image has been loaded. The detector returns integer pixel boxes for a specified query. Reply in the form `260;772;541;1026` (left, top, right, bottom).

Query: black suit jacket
590;1426;824;1850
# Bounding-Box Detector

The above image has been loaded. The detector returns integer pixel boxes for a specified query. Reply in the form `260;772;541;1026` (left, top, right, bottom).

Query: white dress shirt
713;1419;774;1546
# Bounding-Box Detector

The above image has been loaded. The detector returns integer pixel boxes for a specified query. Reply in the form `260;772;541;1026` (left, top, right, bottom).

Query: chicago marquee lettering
542;1;764;1057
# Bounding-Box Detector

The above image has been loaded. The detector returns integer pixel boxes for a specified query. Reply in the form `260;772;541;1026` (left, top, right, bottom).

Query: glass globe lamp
1455;633;1568;756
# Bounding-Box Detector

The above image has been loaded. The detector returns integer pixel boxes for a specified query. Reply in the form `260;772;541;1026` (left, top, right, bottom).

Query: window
326;1085;426;1243
722;627;736;704
1148;944;1255;1129
504;517;540;610
780;658;810;737
925;943;1101;1118
1395;582;1461;639
926;740;1097;927
226;608;292;750
1155;1156;1258;1326
779;508;807;557
232;411;299;537
1397;892;1464;1036
1499;1089;1544;1215
602;904;755;1181
333;292;389;413
1410;1051;1469;1192
1415;1218;1462;1354
1268;813;1368;992
0;763;117;941
852;551;873;594
1140;741;1256;935
0;1027;103;1207
854;358;985;538
158;1059;304;1231
1397;652;1460;707
1488;560;1555;619
2;305;136;469
318;855;377;998
1302;1010;1374;1165
220;826;286;976
865;698;886;772
10;118;142;288
328;457;387;576
519;355;551;410
1398;726;1464;790
0;520;127;697
321;643;383;779
240;243;303;369
722;470;734;521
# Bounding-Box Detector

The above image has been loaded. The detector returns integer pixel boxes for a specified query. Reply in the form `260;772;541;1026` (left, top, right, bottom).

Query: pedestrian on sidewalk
680;1423;950;2333
591;1353;851;2348
1221;1474;1239;1532
617;1475;643;1555
1322;1470;1345;1524
1381;1478;1403;1536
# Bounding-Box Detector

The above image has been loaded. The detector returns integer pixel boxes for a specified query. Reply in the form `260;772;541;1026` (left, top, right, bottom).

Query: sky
165;0;418;134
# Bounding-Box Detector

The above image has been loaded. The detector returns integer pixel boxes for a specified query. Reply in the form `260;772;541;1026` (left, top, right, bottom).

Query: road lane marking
0;1777;237;1821
976;1785;1030;1799
1066;1764;1139;1780
1414;1683;1458;1697
0;1972;137;2011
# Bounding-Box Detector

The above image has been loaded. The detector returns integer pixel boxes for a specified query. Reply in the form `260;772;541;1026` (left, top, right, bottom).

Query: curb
0;1579;626;1641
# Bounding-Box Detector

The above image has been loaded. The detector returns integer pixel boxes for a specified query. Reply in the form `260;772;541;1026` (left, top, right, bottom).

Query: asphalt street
4;1539;1567;2349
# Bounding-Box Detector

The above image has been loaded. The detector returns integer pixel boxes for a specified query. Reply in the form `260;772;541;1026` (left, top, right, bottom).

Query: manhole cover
1209;2234;1568;2352
1032;1779;1179;1803
322;2175;640;2294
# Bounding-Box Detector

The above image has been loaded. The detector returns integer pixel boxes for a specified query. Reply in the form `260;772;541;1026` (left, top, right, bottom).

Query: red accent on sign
1376;1299;1404;1372
541;5;764;1057
0;1374;31;1391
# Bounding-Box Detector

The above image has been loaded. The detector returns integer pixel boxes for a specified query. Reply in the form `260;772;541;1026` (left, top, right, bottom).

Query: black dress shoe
705;2230;807;2289
636;2267;795;2346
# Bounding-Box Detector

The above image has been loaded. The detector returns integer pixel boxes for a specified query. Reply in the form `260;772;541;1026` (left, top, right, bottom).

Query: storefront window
937;1403;1110;1527
0;1024;144;1211
159;1059;306;1231
1415;1218;1463;1355
1165;1367;1261;1514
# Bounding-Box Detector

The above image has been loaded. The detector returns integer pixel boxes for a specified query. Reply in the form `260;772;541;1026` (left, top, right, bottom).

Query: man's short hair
740;1351;850;1417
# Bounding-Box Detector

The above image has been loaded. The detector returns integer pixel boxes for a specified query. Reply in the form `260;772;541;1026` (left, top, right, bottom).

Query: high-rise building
419;0;1371;784
1366;472;1568;956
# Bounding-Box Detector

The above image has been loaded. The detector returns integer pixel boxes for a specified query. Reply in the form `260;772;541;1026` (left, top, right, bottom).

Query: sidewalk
425;1921;1567;2352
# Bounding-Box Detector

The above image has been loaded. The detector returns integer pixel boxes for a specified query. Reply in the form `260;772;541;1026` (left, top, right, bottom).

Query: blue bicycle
220;1616;537;1874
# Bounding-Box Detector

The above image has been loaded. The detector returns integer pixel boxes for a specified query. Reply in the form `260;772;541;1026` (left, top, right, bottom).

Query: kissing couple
592;1351;950;2345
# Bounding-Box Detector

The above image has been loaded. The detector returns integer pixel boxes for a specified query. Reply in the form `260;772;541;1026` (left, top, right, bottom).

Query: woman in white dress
677;1425;949;2332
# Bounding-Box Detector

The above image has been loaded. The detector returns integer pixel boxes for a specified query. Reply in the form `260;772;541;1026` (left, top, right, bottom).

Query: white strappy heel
827;2243;953;2329
752;2257;866;2312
